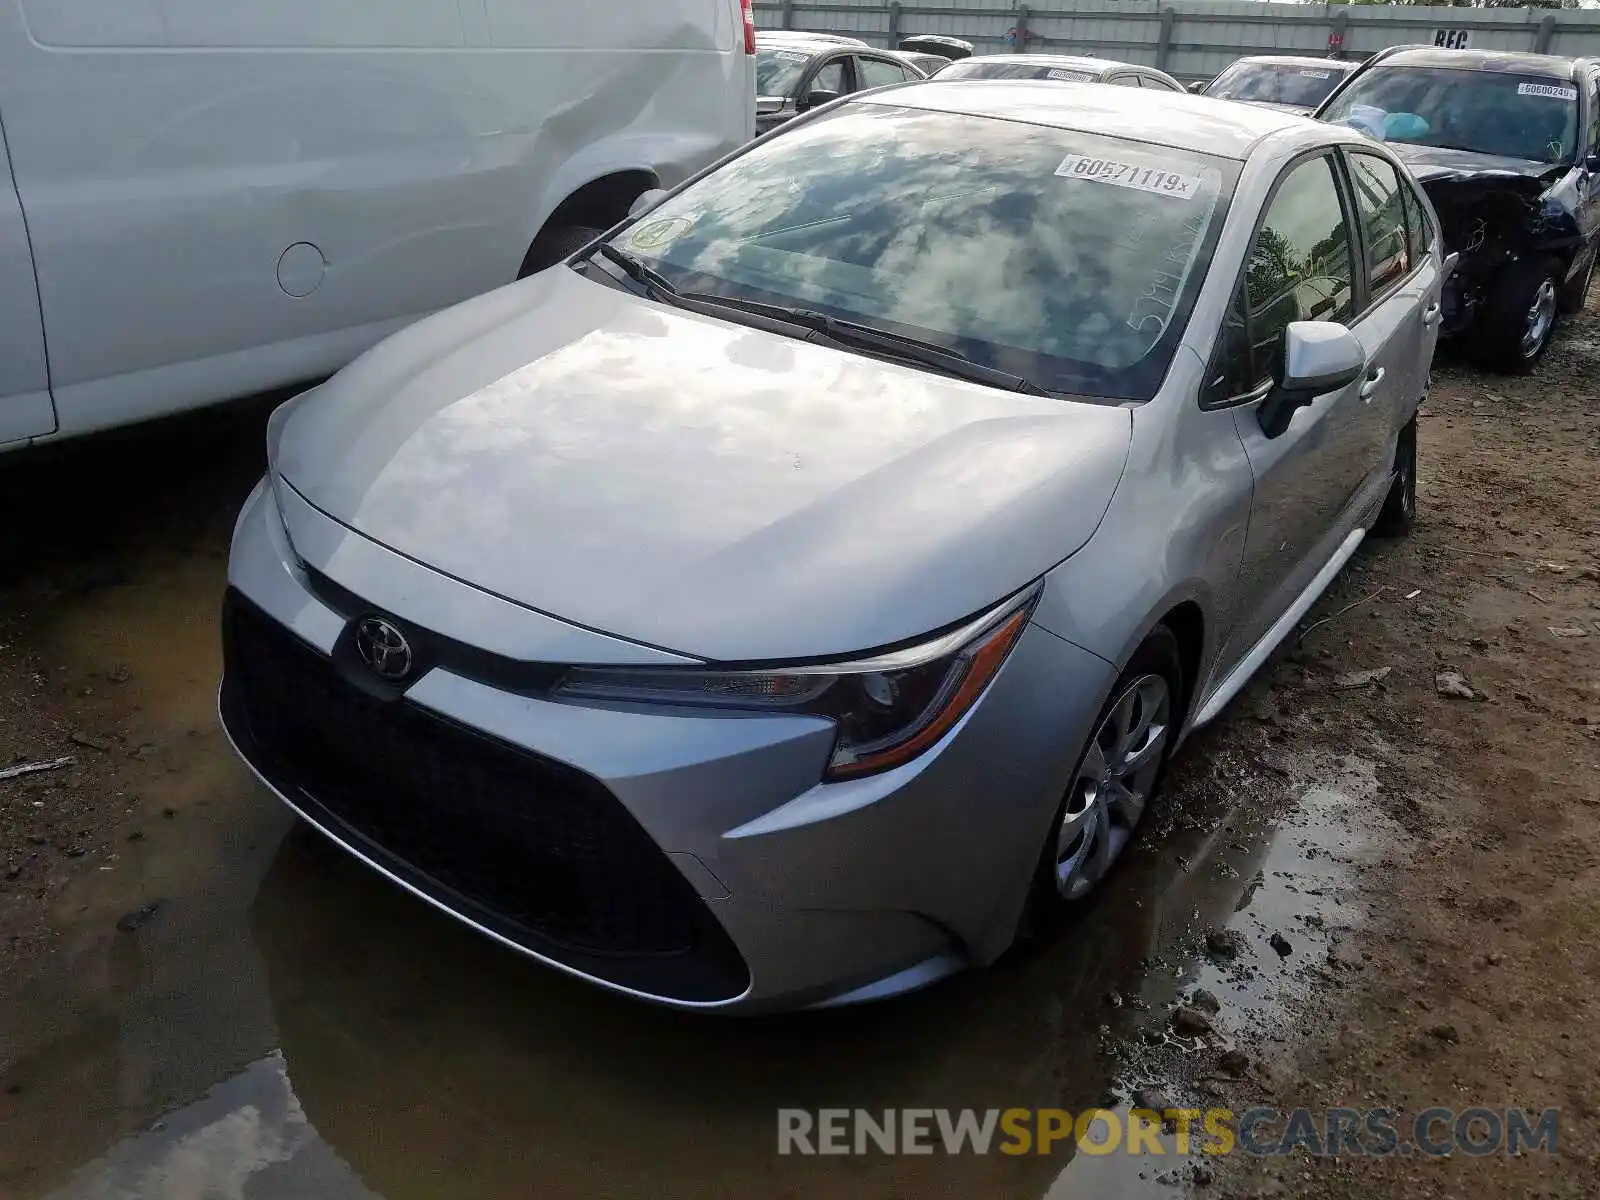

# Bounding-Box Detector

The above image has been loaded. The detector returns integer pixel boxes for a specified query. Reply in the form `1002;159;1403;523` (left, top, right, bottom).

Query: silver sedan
221;81;1444;1012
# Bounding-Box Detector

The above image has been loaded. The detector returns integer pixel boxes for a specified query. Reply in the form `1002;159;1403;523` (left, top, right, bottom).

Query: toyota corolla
221;82;1444;1012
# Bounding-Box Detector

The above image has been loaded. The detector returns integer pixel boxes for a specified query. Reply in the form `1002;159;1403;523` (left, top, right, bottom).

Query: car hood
274;268;1133;663
1384;143;1562;191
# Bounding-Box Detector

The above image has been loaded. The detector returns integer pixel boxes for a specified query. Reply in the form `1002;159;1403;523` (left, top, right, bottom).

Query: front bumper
220;478;1114;1012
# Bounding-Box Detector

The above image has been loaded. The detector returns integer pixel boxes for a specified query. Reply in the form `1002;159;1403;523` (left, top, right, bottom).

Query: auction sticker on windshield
1054;155;1201;200
629;216;695;252
1299;69;1332;79
1047;69;1094;82
1518;82;1577;100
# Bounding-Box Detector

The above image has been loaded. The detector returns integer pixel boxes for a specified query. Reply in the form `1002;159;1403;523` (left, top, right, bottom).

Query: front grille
221;591;748;1003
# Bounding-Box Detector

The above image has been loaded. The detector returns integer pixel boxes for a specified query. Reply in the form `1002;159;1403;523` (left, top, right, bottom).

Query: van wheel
1371;416;1417;538
518;225;603;278
1558;245;1596;315
1479;257;1561;374
1023;627;1184;933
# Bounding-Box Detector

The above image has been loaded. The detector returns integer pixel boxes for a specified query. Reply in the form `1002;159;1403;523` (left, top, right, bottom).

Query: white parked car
0;0;756;450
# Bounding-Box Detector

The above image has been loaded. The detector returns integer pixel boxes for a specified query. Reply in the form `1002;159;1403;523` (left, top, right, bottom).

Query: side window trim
1200;149;1353;410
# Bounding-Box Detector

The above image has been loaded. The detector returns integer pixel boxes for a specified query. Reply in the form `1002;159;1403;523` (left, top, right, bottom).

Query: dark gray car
755;33;927;135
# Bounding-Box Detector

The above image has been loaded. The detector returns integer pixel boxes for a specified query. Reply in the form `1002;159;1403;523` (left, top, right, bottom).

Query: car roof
873;79;1309;158
1228;55;1355;72
756;31;867;49
1372;46;1587;79
957;52;1134;76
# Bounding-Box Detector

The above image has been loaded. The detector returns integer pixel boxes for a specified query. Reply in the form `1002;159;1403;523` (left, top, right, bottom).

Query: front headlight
554;591;1036;780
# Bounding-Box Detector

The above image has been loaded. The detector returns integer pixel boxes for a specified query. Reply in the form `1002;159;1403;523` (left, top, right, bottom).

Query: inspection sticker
1046;68;1095;82
1054;154;1201;199
1299;69;1333;79
1518;82;1577;100
629;216;694;251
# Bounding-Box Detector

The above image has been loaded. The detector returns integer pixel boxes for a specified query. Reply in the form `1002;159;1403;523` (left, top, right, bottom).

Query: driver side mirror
1257;321;1366;439
800;88;841;112
1188;80;1206;94
628;189;669;219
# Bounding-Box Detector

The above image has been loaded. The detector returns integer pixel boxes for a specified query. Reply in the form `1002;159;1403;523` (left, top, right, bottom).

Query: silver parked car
937;52;1186;93
221;82;1444;1013
1202;54;1358;115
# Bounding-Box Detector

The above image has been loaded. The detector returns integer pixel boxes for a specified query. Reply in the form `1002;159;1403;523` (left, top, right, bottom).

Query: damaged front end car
1315;48;1600;373
1414;155;1594;371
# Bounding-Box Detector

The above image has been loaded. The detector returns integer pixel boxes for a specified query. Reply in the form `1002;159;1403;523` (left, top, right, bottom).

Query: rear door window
1345;151;1413;303
1398;177;1434;267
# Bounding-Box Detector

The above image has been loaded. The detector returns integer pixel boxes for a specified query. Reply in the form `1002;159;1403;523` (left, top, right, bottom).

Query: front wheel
518;224;603;279
1479;257;1561;374
1026;627;1184;927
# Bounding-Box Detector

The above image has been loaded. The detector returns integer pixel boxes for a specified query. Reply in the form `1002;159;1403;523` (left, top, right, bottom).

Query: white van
0;0;756;449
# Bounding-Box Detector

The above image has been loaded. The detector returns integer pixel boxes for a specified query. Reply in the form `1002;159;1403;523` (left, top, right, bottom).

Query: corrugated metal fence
754;0;1600;83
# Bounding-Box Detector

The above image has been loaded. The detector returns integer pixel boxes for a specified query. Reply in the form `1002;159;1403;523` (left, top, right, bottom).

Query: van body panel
0;105;53;445
0;0;752;447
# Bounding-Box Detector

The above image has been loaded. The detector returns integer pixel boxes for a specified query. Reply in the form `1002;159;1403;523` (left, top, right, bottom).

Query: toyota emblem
355;616;414;682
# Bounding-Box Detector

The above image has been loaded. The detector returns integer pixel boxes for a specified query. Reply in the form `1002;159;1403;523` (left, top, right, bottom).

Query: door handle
1359;367;1385;401
1423;301;1442;326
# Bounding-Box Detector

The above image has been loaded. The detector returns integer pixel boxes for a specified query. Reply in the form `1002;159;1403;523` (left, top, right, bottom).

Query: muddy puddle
2;410;1406;1200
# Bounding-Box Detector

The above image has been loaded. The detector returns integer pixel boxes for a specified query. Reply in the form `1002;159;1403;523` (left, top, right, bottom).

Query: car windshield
938;60;1101;83
1322;66;1579;164
1204;62;1347;108
605;104;1234;401
756;47;813;98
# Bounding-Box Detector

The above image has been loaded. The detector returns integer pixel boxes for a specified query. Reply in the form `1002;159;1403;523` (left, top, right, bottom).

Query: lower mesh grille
221;591;748;1002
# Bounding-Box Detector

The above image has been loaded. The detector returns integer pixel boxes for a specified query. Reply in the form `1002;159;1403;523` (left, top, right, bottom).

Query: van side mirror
628;189;669;219
1258;321;1365;438
1188;81;1206;94
800;88;841;112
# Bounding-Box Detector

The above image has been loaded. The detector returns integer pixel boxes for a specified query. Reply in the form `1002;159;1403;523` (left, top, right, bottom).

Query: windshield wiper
594;243;680;300
675;292;1052;396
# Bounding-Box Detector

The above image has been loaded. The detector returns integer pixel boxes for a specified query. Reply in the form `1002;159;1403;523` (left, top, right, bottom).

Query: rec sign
1433;29;1471;50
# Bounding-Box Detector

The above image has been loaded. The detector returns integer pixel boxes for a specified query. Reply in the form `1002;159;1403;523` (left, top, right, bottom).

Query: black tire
1024;626;1185;933
1371;416;1417;538
1478;256;1562;374
1558;244;1596;315
518;224;603;279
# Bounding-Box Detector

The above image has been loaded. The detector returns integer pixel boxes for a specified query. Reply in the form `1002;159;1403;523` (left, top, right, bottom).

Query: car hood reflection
274;268;1132;661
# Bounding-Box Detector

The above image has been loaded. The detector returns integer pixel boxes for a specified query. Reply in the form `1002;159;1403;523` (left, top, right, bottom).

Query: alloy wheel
1522;278;1557;357
1054;674;1171;901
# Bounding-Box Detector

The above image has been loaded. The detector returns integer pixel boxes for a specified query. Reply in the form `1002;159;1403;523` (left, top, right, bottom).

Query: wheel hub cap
1054;674;1171;901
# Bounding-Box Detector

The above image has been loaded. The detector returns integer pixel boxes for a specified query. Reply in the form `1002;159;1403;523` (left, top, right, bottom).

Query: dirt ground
0;303;1596;1197
1203;307;1600;1197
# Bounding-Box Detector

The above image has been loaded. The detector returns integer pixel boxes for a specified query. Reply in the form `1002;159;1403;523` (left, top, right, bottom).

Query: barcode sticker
1518;82;1577;100
1054;154;1202;200
1046;68;1095;82
1299;69;1333;79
